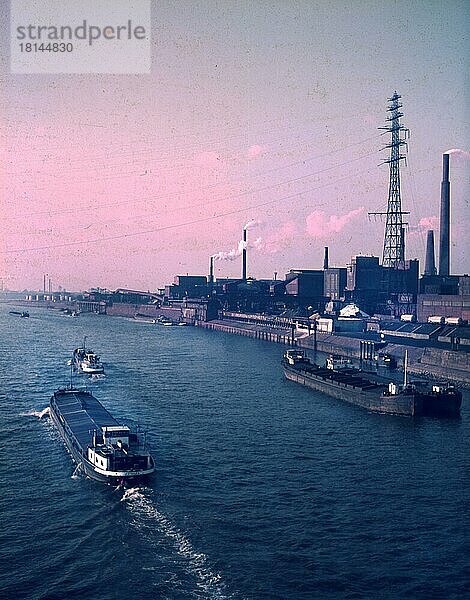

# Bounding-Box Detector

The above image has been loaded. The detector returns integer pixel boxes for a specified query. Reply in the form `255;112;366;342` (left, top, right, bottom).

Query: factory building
417;295;470;322
345;256;419;316
324;267;347;300
284;269;324;298
346;256;382;314
165;275;208;299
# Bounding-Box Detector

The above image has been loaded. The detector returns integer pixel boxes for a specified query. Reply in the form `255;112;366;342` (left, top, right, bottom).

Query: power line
2;167;374;254
12;143;378;220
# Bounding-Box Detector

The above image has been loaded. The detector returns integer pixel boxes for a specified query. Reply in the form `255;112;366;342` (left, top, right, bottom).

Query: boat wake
20;407;50;419
71;463;83;480
121;487;231;599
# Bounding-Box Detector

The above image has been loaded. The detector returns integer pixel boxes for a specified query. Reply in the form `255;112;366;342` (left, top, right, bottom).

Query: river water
0;304;468;599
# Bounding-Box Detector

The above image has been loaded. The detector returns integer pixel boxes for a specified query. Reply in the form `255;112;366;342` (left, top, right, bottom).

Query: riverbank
9;300;470;386
197;319;470;387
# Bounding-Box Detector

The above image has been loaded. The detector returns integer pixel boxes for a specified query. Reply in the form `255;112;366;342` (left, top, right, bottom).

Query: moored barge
50;388;155;484
282;349;461;417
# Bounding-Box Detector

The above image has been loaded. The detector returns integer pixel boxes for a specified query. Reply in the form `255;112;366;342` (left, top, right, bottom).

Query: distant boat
9;310;29;318
157;316;175;326
134;314;156;324
72;336;105;375
157;316;174;325
50;387;155;485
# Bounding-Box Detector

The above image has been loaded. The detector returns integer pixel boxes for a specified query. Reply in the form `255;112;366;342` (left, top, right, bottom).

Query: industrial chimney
439;153;450;276
209;256;214;285
323;246;329;270
242;228;247;280
424;230;437;276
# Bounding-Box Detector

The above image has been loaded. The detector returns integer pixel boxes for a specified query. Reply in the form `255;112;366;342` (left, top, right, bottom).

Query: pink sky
1;1;468;291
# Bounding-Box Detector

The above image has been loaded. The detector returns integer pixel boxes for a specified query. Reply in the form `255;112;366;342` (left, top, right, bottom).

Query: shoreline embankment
197;319;470;387
7;300;470;387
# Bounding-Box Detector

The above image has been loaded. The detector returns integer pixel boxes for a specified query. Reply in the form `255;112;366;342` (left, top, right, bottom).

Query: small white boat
72;337;105;375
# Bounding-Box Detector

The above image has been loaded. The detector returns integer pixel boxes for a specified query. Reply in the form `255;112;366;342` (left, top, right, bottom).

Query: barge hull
284;367;417;416
283;360;461;417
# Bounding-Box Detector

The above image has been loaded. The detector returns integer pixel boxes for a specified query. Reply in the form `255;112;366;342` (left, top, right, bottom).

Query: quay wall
197;319;295;345
197;319;470;387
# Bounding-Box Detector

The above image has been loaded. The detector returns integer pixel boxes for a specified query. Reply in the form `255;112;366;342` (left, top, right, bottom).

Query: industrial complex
13;94;470;383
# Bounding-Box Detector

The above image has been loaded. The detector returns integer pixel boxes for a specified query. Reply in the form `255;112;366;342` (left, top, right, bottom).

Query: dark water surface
0;305;468;600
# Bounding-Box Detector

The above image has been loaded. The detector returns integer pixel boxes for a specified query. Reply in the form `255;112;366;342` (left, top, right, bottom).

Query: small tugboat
282;349;462;417
50;387;155;484
72;337;105;374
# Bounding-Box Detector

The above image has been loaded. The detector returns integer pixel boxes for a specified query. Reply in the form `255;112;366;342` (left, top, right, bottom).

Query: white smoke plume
212;248;240;262
243;219;262;231
444;149;470;159
213;233;263;262
215;219;297;261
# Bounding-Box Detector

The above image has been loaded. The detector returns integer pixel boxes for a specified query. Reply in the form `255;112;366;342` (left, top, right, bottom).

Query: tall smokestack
439;153;450;276
209;256;214;285
242;228;247;280
323;246;329;270
424;230;437;275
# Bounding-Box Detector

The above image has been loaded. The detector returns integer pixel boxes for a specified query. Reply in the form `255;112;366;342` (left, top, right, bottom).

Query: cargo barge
282;350;461;417
50;388;155;484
